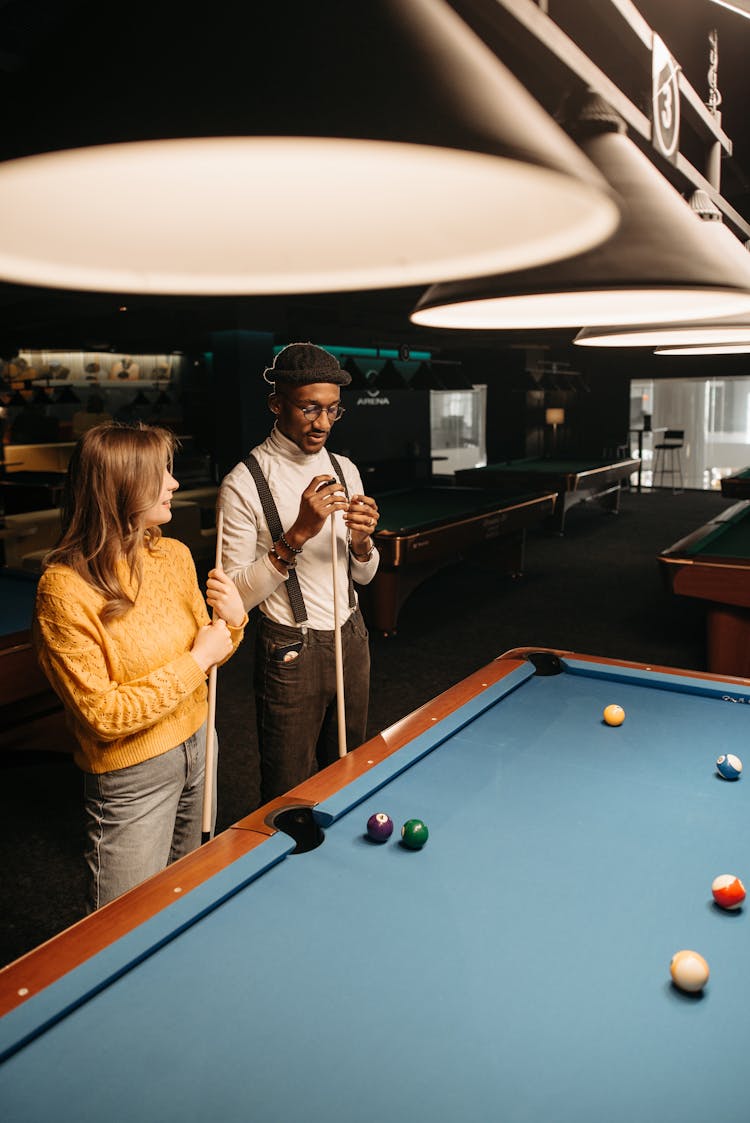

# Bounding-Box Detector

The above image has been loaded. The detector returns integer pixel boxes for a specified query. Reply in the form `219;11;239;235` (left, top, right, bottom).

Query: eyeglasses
285;399;346;422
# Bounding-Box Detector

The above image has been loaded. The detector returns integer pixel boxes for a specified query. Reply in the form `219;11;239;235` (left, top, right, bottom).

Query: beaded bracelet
270;548;297;569
279;533;303;555
350;542;375;562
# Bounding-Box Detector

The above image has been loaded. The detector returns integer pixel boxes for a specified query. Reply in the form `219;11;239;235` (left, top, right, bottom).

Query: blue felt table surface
3;659;750;1123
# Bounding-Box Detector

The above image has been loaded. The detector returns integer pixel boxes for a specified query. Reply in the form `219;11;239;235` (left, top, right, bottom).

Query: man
219;343;380;802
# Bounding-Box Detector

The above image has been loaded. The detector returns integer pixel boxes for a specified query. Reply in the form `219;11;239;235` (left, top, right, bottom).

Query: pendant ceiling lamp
656;342;750;355
576;317;750;350
574;192;750;348
410;94;750;330
709;0;750;19
0;0;617;297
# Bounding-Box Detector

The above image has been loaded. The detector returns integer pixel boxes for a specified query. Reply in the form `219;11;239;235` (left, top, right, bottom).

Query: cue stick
201;508;224;844
331;510;347;757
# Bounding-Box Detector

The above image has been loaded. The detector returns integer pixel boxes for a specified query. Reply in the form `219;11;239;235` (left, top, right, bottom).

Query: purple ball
366;812;394;842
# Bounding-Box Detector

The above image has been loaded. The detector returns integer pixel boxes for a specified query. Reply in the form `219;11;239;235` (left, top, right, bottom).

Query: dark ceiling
622;0;750;208
0;0;747;361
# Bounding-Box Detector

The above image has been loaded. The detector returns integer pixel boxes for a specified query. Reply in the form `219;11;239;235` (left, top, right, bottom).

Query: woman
33;422;246;911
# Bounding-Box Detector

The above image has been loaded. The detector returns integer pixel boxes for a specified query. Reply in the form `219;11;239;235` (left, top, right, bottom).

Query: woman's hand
205;569;245;629
190;619;234;672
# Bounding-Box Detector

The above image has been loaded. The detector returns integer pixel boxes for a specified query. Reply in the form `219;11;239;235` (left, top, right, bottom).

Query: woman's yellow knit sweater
33;536;245;774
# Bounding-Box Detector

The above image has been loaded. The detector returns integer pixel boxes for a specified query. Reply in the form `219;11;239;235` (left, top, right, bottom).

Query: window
429;386;487;475
705;380;750;441
630;375;750;490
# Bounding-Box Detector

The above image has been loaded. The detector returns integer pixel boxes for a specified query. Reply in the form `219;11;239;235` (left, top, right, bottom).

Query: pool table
362;485;556;634
659;499;750;677
3;648;750;1123
455;456;640;534
0;567;73;753
0;470;67;516
720;466;750;500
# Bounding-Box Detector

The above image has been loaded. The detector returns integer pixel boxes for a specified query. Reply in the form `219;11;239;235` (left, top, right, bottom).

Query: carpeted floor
0;486;729;969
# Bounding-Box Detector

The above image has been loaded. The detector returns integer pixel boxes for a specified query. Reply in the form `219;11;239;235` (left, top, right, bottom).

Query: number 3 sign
652;33;680;162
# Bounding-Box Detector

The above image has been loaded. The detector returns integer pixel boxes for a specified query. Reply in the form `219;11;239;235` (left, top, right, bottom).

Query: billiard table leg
597;483;622;515
359;570;409;636
706;606;750;678
548;484;622;535
547;493;567;535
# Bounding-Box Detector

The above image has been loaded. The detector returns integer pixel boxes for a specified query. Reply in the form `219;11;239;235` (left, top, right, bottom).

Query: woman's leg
83;736;201;911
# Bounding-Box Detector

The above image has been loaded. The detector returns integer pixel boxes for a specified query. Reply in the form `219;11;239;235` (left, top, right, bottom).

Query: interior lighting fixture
0;0;617;296
575;192;750;348
545;407;565;454
709;0;750;19
410;94;750;330
656;342;750;355
576;318;750;349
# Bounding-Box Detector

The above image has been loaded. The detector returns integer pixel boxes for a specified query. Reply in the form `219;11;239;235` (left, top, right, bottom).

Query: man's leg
316;608;371;770
254;618;329;802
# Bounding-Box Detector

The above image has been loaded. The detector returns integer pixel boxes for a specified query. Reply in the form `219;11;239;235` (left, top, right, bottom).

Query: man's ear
268;392;281;415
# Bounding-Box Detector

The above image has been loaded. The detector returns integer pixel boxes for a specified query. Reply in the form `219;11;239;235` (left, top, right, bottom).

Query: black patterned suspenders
243;452;355;624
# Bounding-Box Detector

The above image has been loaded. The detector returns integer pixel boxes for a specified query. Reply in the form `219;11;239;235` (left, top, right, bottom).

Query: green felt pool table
455;456;640;534
3;648;750;1123
659;499;750;677
362;485;556;634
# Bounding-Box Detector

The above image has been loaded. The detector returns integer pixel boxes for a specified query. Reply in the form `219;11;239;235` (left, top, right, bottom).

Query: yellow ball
603;704;625;727
670;949;709;993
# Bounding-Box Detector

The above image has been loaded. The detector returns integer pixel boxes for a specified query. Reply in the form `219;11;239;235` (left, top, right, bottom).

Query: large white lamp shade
0;0;618;296
411;95;750;330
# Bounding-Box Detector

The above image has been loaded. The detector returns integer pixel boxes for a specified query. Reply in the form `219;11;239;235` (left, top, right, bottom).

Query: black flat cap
263;343;352;387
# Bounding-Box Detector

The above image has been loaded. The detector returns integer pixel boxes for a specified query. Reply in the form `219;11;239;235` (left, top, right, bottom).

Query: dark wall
210;330;275;477
205;331;734;486
447;345;633;463
458;349;528;462
563;353;631;457
337;388;430;462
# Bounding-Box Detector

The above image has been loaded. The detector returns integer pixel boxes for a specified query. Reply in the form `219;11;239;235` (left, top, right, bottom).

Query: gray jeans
82;722;217;912
254;609;370;803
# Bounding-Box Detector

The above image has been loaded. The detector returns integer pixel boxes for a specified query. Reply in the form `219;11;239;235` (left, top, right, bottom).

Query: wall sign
652;33;680;163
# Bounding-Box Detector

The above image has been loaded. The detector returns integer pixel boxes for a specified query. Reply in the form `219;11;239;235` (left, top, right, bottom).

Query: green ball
401;818;429;849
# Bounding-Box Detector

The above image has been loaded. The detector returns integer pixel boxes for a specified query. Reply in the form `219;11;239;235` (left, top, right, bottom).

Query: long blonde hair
44;422;178;621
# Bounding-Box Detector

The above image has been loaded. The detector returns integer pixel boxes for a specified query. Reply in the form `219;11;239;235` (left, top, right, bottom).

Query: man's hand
345;494;379;557
285;475;349;548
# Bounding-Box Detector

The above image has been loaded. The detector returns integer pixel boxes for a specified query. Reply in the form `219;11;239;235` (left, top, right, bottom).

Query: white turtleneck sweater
218;426;379;630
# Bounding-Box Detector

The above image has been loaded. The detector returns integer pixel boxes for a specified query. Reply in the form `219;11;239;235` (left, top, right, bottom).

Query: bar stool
652;429;684;492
